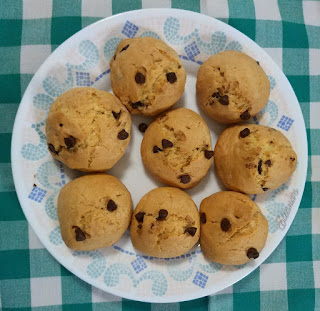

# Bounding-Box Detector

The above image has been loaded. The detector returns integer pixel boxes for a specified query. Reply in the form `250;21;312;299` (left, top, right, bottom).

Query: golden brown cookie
58;174;132;251
196;50;270;124
200;191;268;265
141;108;214;189
130;187;200;258
110;37;186;116
214;124;297;194
46;87;131;172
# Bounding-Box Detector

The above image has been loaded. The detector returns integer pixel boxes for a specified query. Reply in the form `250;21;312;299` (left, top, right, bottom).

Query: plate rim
11;8;308;303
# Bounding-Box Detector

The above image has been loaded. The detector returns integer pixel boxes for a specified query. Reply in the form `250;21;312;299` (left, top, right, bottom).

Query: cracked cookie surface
196;50;270;124
200;191;268;265
110;37;186;116
58;174;132;251
141;108;213;189
46;87;131;171
214;124;297;194
130;187;200;258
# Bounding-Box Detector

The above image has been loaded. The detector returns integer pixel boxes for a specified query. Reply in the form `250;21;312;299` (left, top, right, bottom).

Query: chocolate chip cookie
196;50;270;124
214;124;297;194
141;108;214;189
58;174;132;251
110;37;186;116
200;191;268;265
130;187;200;258
46;87;131;171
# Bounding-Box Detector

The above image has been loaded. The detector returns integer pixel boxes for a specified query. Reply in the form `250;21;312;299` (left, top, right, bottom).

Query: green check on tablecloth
0;0;319;310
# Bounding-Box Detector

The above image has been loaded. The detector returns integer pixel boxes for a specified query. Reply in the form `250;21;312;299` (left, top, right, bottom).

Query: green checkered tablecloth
0;0;319;310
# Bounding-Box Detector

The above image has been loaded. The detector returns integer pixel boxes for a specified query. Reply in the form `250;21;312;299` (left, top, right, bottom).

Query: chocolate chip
218;95;229;105
212;92;220;98
204;150;214;159
220;218;231;232
265;160;272;167
73;226;86;241
113;54;116;60
131;101;143;109
135;212;145;223
156;209;168;221
258;160;263;175
200;212;207;224
262;187;269;191
179;174;191;184
48;143;59;155
138;123;148;133
135;72;146;84
290;157;296;161
240;109;251;120
153;146;162;153
112;111;121;119
247;247;259;259
166;72;177;84
138;224;142;229
64;136;76;149
162;139;173;149
256;61;260;65
118;129;129;140
59;123;63;127
107;199;117;212
120;44;129;52
184;227;197;237
240;128;250;138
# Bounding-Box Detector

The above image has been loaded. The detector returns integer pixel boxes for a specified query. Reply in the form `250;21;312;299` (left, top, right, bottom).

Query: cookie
110;37;186;116
46;87;131;172
58;174;132;251
200;191;268;265
141;108;213;189
130;187;200;258
196;50;270;124
214;124;297;194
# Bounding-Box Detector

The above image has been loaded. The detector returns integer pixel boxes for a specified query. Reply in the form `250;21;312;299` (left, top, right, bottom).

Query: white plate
11;9;307;303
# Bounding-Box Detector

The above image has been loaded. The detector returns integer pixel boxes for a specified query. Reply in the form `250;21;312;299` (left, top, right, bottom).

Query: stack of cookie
46;37;297;265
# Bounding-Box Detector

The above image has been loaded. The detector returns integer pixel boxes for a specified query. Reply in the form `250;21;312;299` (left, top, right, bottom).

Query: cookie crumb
138;123;148;133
